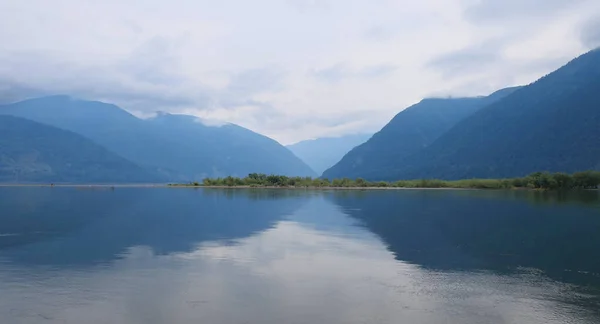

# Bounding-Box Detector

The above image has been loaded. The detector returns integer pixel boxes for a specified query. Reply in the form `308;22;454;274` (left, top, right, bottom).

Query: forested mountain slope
1;96;315;180
0;115;155;183
387;49;600;180
322;87;520;180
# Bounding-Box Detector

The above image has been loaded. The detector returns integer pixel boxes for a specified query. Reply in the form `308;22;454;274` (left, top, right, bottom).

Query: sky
0;0;599;144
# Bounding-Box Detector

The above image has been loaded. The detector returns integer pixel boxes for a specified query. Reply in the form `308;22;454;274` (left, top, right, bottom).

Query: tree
551;173;573;189
355;178;368;187
573;171;600;189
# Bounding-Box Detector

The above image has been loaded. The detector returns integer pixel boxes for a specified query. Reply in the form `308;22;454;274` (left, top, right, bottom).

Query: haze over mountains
325;49;600;181
322;87;521;179
287;134;372;175
1;49;599;183
389;49;600;180
145;112;316;178
0;96;315;182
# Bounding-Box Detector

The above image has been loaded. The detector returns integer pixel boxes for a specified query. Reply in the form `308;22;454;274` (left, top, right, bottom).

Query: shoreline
0;184;597;191
0;183;166;188
176;185;479;190
0;183;518;191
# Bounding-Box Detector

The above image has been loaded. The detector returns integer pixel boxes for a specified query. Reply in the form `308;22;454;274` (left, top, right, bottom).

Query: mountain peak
322;87;519;180
155;111;171;117
1;95;316;180
149;111;232;127
18;94;74;105
369;48;600;180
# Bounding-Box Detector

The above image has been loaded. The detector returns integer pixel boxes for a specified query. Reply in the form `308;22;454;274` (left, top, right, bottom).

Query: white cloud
580;16;600;49
0;0;598;144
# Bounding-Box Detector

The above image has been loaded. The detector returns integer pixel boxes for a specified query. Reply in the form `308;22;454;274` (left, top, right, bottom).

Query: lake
0;187;599;324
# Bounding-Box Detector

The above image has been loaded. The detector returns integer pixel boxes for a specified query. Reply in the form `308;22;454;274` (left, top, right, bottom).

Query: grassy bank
170;171;600;190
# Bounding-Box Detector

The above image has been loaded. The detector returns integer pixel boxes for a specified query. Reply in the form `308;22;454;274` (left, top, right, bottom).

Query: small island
170;171;600;190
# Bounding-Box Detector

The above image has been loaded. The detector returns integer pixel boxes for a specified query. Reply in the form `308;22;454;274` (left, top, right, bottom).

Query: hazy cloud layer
427;41;502;78
311;64;397;83
581;16;600;49
0;0;598;143
463;0;590;22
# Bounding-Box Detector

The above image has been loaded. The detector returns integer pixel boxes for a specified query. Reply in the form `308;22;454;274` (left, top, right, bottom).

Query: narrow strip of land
0;183;165;188
173;171;600;190
1;171;599;190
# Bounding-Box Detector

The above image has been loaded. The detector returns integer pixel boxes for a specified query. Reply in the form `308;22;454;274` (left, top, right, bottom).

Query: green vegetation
171;171;600;190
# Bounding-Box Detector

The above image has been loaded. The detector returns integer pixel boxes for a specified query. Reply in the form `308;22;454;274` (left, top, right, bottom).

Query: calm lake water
0;188;599;324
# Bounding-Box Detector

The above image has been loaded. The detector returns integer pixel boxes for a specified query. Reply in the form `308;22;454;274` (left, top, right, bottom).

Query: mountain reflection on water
0;187;598;324
329;190;600;278
0;188;307;265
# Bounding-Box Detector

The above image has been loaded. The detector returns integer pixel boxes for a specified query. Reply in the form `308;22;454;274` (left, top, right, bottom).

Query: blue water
0;187;599;324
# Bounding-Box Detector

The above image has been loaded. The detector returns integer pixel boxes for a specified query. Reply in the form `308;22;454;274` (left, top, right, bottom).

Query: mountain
286;133;372;175
384;49;600;180
0;96;315;180
322;87;521;180
146;112;317;177
0;115;155;183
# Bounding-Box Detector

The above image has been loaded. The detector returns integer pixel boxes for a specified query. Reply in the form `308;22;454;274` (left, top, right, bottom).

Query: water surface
0;188;599;323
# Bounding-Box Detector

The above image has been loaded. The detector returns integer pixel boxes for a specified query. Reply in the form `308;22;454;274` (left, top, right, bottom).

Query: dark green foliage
552;173;573;189
322;87;521;180
355;178;368;187
176;171;600;190
573;171;600;189
0;115;156;183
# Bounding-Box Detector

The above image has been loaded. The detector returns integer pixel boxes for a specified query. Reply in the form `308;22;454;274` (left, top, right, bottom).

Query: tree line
170;171;600;190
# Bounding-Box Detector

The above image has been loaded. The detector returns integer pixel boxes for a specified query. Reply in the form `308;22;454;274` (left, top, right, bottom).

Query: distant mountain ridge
4;49;598;183
322;87;522;180
146;112;317;178
287;133;372;175
0;96;316;181
0;115;155;183
325;49;600;181
387;49;600;180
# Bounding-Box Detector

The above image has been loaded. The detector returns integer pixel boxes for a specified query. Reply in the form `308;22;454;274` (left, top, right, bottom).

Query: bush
573;171;600;189
186;171;600;190
356;178;368;187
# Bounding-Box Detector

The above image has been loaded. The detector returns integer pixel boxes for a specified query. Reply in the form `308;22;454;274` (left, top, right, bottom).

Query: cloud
363;25;396;42
311;64;348;83
311;63;397;83
194;117;230;127
427;41;502;78
0;41;281;113
286;0;331;12
581;16;600;49
425;44;574;97
357;64;398;78
463;0;589;23
423;0;600;98
0;38;208;111
223;68;287;99
0;0;597;144
118;36;186;86
0;79;50;104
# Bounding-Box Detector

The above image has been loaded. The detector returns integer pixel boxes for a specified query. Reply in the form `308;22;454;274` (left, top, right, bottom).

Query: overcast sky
1;0;599;144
